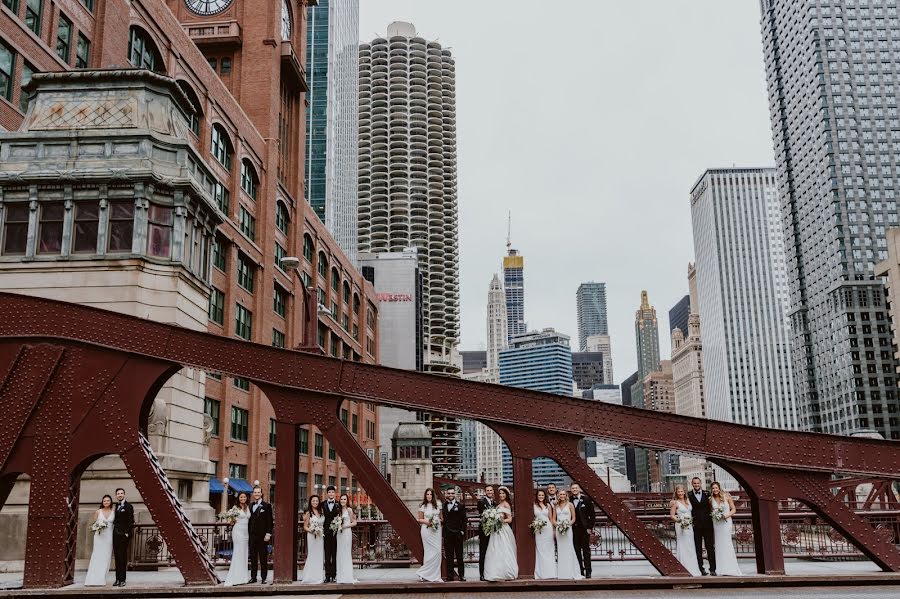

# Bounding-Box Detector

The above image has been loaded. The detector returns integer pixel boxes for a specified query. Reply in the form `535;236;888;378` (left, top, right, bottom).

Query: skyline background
360;0;775;379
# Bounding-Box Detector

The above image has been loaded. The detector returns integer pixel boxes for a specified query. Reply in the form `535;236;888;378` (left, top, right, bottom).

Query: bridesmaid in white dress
301;496;326;584
416;488;443;582
669;485;701;576
483;486;518;581
335;494;358;584
224;492;251;586
554;490;582;580
710;482;742;576
533;489;557;579
84;495;115;586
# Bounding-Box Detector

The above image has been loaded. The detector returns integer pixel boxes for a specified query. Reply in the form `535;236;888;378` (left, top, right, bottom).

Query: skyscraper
630;290;660;491
572;352;606;390
576;282;609;351
691;168;798;430
486;274;508;379
760;0;900;439
305;0;359;263
668;294;690;339
504;242;526;343
586;333;615;384
359;22;462;473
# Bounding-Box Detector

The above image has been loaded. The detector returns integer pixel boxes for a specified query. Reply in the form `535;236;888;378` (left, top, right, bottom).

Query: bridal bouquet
330;517;343;535
90;520;110;533
217;506;240;522
427;513;441;531
529;517;548;534
480;508;503;536
555;520;571;536
677;516;693;530
310;521;324;539
711;507;726;522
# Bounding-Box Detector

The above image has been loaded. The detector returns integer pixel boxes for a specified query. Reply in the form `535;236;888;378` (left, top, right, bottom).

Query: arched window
331;267;339;291
177;80;202;137
342;281;351;304
127;26;164;73
211;124;233;170
276;202;289;235
240;159;258;200
317;251;328;278
303;234;314;261
281;0;292;41
352;293;360;315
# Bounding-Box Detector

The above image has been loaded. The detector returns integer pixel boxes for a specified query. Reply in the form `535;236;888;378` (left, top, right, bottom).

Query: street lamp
221;477;229;514
280;256;325;354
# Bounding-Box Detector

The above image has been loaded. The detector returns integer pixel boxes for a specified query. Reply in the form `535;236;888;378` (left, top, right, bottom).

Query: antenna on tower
506;211;512;253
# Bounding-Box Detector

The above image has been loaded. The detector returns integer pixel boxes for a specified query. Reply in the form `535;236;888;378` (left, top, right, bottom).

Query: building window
298;428;309;454
1;203;28;255
273;284;287;317
37;203;64;254
272;328;285;348
177;81;202;136
211;124;232;170
55;14;72;63
235;304;253;340
233;377;250;391
128;26;162;72
230;407;249;442
107;200;134;253
328;443;336;461
340;477;347;493
330;333;340;358
318;252;327;278
212;236;226;271
269;419;277;448
331;267;339;291
237;253;255;292
314;433;323;458
19;61;34;112
328;476;336;489
353;294;360;315
75;33;90;68
204;398;220;436
269;468;276;504
208;287;224;325
238;206;256;241
147;204;173;258
228;463;247;480
0;41;12;102
240;160;258;200
352;414;359;435
220;57;232;74
315;474;323;490
213;181;230;214
3;2;19;16
299;472;308;506
342;282;350;304
341;409;348;427
275;242;286;272
303;235;314;262
70;202;99;253
276;203;289;235
79;0;94;12
25;0;41;36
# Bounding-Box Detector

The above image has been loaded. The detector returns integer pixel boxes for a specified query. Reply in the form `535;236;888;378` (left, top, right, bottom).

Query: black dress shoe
700;569;708;576
249;578;257;584
112;581;120;587
119;582;126;587
710;571;717;576
458;577;466;582
479;576;486;581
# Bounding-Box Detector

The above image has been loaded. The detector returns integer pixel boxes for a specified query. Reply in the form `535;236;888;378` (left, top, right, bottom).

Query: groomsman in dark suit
569;482;596;578
322;485;341;583
112;488;134;587
248;486;273;583
687;477;716;575
441;487;466;581
546;483;558;505
476;485;495;581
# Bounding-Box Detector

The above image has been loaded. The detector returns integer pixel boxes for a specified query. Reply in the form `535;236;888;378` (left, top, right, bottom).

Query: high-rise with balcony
305;0;359;263
760;0;900;439
576;282;608;351
359;22;461;473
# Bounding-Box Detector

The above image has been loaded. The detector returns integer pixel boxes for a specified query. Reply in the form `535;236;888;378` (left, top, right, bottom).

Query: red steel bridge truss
0;293;898;588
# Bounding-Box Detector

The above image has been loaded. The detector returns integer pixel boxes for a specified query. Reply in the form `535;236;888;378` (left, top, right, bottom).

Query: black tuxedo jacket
570;493;596;530
322;499;342;536
476;496;495;516
248;500;273;538
113;501;134;536
687;489;712;528
442;500;466;536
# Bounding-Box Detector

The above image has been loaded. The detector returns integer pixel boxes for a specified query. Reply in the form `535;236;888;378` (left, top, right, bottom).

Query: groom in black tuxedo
112;488;134;587
687;477;716;575
570;482;596;579
476;485;495;581
248;486;273;583
322;485;341;583
441;487;466;581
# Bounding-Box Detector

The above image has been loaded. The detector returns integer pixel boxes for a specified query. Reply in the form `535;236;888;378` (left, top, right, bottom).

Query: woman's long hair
421;487;439;510
99;494;113;509
497;486;512;503
307;495;321;516
710;481;730;503
672;484;687;502
534;488;548;508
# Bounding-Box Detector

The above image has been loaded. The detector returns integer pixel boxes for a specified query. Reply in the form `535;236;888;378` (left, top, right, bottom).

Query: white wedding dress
674;501;702;576
483;505;518;581
224;508;250;586
711;498;742;576
335;509;357;583
533;504;556;579
301;513;325;584
84;509;115;586
416;502;443;582
555;503;582;580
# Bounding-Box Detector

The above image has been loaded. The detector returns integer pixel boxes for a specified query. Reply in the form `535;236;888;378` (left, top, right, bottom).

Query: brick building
0;0;379;511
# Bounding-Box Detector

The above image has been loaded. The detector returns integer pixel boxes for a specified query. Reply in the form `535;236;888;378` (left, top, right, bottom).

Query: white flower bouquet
330;517;343;535
217;506;240;522
529;517;548;534
555;520;571;535
677;516;693;530
310;521;324;539
427;513;441;531
711;507;726;522
90;519;110;533
480;507;503;536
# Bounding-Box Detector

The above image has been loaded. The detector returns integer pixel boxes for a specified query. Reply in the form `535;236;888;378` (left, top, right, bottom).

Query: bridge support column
511;455;535;577
23;469;79;588
751;497;784;575
273;422;299;583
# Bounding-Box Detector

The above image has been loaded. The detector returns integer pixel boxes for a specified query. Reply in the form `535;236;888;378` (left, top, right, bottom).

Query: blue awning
209;479;224;494
208;478;254;494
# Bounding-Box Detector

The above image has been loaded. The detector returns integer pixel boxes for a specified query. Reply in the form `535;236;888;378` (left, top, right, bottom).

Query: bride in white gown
554;490;582;580
533;489;556;580
335;494;358;584
670;485;701;576
416;488;443;582
301;496;325;584
84;495;115;586
710;482;742;576
224;492;251;586
483;486;518;581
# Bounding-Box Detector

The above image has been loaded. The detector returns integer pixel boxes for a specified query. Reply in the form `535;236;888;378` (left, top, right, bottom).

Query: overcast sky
359;1;775;381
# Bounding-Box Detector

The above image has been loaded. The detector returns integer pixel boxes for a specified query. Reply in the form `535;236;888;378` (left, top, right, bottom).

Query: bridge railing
128;510;900;569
